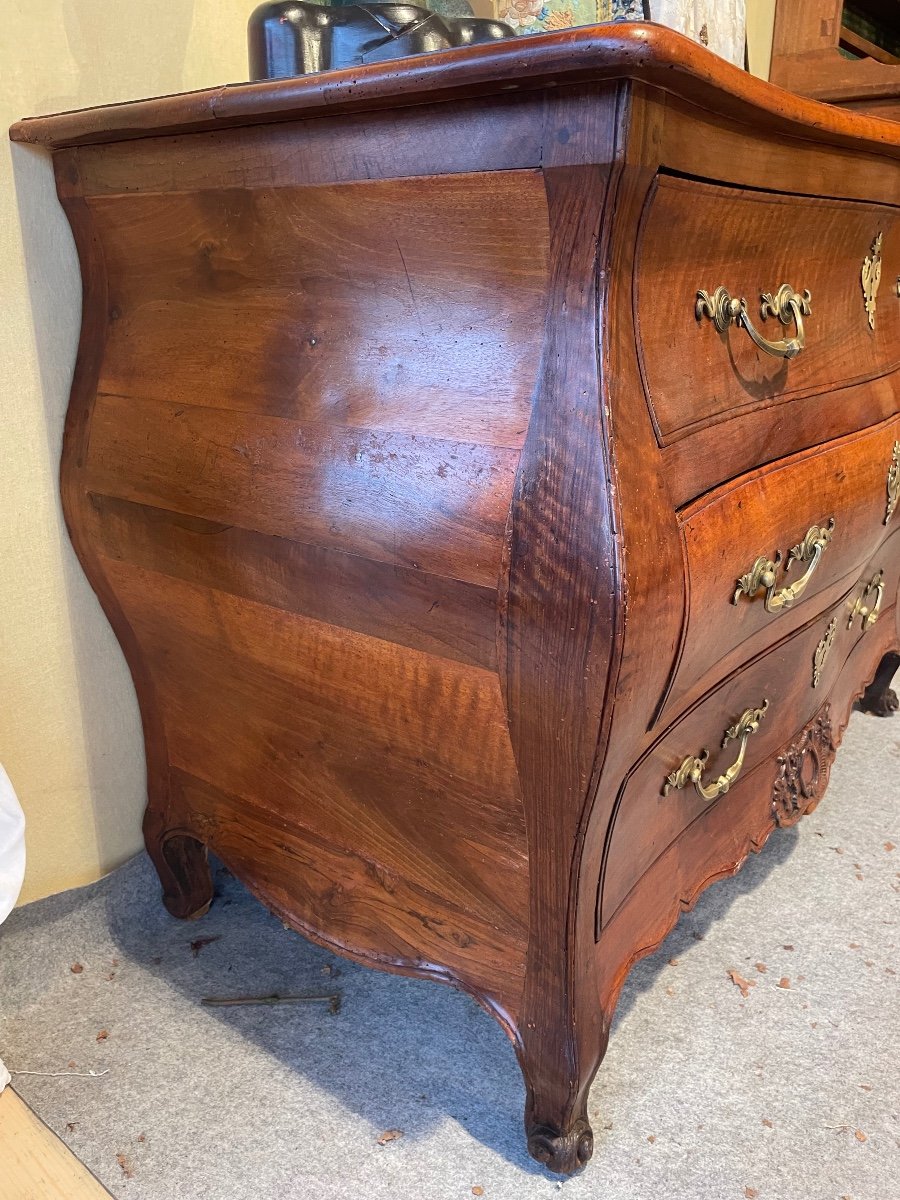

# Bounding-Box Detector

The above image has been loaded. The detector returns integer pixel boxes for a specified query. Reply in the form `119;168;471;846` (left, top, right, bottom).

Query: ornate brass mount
812;618;837;688
733;519;835;613
886;441;900;525
696;284;812;360
848;570;885;633
861;232;883;332
663;701;769;803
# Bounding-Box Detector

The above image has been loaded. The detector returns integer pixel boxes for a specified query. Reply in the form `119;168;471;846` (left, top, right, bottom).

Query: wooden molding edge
9;24;900;157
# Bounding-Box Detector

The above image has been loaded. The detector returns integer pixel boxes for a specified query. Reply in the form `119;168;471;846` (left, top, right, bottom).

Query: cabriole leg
518;1021;609;1175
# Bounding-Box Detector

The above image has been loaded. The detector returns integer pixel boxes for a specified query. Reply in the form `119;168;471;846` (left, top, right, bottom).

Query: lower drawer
597;587;882;930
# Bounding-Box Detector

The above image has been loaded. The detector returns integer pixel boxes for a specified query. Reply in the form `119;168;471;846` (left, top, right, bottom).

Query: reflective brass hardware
696;284;811;360
848;570;885;632
733;519;836;612
887;441;900;525
663;701;769;803
813;618;837;688
861;232;883;331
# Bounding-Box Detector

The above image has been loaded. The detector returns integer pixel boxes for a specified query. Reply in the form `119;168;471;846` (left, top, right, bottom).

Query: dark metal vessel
248;0;513;79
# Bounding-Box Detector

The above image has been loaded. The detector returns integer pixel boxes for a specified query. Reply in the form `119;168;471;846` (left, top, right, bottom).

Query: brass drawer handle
663;701;769;803
733;519;835;613
848;570;885;632
696;284;812;360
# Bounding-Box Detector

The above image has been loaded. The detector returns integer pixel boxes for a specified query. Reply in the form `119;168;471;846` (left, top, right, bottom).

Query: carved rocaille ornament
772;706;837;827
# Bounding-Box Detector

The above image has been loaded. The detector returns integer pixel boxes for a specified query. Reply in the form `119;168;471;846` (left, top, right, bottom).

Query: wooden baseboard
0;1088;113;1200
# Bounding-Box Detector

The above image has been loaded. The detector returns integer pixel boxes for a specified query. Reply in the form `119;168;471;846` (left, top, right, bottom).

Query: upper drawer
635;176;900;444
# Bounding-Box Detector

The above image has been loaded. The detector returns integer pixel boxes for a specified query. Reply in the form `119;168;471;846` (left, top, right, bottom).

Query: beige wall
2;0;253;904
746;0;777;78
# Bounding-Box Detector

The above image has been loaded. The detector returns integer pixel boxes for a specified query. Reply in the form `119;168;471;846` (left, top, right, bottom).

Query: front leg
520;1019;607;1173
501;153;621;1176
858;651;900;717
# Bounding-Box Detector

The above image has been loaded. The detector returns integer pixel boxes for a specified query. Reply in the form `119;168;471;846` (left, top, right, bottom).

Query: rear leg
145;822;213;920
858;651;900;718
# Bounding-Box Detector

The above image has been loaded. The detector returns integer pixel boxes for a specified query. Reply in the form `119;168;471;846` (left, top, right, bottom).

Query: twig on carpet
201;991;342;1012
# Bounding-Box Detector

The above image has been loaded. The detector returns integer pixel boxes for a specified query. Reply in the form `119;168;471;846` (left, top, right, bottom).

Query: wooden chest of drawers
11;23;900;1175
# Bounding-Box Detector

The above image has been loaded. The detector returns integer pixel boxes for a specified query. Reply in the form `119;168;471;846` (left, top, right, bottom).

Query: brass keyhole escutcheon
861;232;883;331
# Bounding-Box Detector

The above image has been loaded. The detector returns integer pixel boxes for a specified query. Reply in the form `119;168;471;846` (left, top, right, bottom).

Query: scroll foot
518;993;607;1174
858;651;900;718
147;830;213;920
526;1116;594;1174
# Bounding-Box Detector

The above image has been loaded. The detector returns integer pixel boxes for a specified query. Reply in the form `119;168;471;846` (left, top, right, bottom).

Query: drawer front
636;176;900;444
598;597;875;929
669;417;900;709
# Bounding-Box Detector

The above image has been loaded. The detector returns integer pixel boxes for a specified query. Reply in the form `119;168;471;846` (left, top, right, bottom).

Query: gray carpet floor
1;709;898;1200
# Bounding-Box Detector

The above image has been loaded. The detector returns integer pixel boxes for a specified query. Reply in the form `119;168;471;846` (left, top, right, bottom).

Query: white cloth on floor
0;762;25;1093
0;763;25;926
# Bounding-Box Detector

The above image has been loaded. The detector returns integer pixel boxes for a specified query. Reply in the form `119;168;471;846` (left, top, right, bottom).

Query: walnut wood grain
86;392;519;589
12;25;900;1177
84;494;500;671
88;172;548;444
502;89;622;1172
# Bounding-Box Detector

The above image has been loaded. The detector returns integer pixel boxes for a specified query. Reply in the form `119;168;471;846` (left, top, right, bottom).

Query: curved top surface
9;22;900;154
